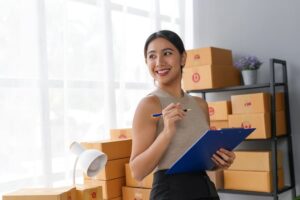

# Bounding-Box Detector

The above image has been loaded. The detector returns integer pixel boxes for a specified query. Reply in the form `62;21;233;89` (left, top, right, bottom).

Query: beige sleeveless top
150;88;210;170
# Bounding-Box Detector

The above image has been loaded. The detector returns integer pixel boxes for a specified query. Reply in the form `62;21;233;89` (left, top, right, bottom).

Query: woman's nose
156;56;165;67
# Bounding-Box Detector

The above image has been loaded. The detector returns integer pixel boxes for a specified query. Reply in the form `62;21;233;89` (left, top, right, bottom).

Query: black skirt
150;170;220;200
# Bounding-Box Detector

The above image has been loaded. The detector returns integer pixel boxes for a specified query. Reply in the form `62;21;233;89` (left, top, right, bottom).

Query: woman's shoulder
135;94;161;116
191;95;208;110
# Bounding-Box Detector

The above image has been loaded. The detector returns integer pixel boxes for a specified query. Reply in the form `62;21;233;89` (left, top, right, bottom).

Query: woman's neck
158;84;183;98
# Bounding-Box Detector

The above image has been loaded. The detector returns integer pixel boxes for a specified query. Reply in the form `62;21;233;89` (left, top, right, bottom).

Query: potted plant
234;56;262;85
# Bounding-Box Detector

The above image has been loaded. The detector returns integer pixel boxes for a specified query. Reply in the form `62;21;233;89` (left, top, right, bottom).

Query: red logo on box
91;192;97;199
194;54;200;60
244;101;252;107
192;73;200;83
118;134;127;139
241;121;252;129
208;107;215;116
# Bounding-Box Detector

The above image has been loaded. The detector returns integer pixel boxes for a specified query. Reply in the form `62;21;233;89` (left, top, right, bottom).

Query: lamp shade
70;142;107;184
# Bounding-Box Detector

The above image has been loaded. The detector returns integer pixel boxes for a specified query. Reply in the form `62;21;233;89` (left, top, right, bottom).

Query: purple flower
234;56;262;70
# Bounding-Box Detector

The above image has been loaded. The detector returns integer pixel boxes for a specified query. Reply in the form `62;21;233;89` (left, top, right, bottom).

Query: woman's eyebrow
162;48;175;52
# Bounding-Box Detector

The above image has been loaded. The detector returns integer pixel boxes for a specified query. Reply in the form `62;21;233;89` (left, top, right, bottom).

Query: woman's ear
180;52;187;67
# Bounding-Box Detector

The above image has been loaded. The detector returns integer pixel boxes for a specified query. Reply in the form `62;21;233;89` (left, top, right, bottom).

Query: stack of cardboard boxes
228;92;286;139
122;164;154;200
81;139;132;200
183;47;240;90
208;101;232;130
3;186;104;200
224;92;286;192
224;151;284;192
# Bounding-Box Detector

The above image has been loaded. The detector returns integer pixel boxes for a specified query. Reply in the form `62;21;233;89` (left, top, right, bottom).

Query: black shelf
187;82;285;94
218;186;294;197
188;59;296;200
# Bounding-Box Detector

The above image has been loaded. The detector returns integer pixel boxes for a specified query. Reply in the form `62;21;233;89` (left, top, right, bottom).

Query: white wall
193;0;300;199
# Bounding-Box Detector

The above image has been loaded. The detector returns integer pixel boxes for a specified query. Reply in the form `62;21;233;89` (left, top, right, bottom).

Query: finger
216;150;231;163
163;103;177;112
212;154;230;168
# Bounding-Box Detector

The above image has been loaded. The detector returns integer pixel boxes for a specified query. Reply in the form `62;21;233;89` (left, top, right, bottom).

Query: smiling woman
129;30;235;200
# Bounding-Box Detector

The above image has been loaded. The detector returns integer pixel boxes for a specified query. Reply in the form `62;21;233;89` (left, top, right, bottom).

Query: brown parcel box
208;101;232;121
110;128;132;140
206;170;224;189
81;139;132;160
122;186;151;200
231;92;285;114
125;164;153;189
3;187;76;200
182;65;240;91
185;47;233;67
209;120;228;130
224;168;284;192
84;157;129;181
228;111;286;139
76;185;103;200
84;177;125;199
228;151;283;171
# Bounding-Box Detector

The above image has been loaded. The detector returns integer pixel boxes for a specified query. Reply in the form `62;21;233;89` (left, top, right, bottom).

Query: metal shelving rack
188;59;296;200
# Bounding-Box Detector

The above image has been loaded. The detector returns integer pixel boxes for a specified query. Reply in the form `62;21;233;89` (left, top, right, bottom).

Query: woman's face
145;37;186;86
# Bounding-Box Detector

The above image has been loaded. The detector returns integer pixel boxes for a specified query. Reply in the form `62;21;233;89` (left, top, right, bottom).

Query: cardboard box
185;47;233;67
228;151;283;171
206;170;224;189
84;158;129;180
110;128;132;140
182;65;240;91
84;178;125;199
228;111;286;139
125;164;153;189
81;139;132;160
231;92;285;114
122;187;151;200
76;185;103;200
208;101;232;120
3;187;76;200
224;169;284;192
209;120;228;130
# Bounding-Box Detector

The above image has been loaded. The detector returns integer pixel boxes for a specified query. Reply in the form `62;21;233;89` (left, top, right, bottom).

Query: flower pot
242;70;257;85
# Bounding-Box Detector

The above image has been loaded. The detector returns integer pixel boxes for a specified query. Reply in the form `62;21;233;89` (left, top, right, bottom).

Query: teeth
157;69;170;74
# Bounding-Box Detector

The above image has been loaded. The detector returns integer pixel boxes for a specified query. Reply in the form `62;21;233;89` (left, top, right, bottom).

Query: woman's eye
148;54;156;59
164;51;172;56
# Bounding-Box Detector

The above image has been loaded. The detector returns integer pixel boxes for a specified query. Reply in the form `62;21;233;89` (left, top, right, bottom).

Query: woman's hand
211;148;236;170
161;102;185;138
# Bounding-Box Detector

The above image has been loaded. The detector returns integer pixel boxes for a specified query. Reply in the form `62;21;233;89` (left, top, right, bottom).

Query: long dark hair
144;30;186;58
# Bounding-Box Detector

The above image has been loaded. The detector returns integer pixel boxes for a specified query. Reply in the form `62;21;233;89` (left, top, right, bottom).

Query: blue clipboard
166;128;255;174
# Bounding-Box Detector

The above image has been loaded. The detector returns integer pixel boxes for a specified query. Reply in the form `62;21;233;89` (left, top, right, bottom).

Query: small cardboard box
84;157;129;180
224;168;284;192
228;151;283;171
110;128;132;140
125;164;153;189
76;185;102;200
185;47;233;67
231;92;285;114
208;101;232;120
122;186;151;200
206;170;224;189
182;65;240;91
209;120;228;130
228;111;286;139
3;187;76;200
81;139;132;160
84;177;125;200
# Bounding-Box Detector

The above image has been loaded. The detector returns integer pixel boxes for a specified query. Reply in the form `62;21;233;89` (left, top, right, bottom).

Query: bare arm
129;96;185;181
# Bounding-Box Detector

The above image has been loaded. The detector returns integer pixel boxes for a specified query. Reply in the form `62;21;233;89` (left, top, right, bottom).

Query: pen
152;108;192;118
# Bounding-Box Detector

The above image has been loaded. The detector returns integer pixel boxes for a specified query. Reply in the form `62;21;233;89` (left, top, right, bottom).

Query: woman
129;30;235;200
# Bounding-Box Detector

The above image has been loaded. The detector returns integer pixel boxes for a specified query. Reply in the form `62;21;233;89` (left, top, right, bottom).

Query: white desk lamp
70;141;107;185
